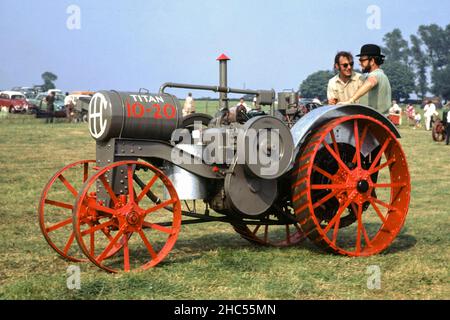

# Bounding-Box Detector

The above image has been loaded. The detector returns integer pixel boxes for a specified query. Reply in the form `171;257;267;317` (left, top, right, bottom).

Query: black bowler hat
356;44;385;57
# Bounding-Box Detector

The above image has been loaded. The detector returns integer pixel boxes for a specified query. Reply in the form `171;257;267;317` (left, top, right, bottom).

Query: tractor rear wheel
292;115;410;256
232;213;306;247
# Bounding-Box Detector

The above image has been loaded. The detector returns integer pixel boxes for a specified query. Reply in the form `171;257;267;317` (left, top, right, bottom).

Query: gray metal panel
112;138;223;180
162;164;208;200
290;104;400;148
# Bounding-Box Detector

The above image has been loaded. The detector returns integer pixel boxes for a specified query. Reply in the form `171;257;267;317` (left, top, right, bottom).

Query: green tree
382;29;410;65
410;35;428;99
382;61;415;101
417;24;450;98
41;71;58;91
299;70;334;101
432;66;450;100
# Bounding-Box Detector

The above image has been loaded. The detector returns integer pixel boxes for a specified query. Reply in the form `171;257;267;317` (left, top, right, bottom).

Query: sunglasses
359;58;369;62
340;62;354;68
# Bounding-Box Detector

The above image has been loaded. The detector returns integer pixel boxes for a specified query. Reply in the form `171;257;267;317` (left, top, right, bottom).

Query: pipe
158;82;259;96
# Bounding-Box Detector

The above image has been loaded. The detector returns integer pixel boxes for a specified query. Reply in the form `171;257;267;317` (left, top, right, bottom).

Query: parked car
0;91;30;113
30;93;67;118
65;91;93;122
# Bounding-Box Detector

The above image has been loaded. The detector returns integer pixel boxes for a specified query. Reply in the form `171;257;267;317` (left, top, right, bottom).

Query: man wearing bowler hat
339;44;391;112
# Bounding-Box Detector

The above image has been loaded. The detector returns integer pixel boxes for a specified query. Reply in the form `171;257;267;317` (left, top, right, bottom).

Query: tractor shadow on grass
168;224;418;264
110;225;418;269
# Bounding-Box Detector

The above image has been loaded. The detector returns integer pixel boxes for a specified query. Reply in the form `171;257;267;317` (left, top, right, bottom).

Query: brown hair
334;51;353;67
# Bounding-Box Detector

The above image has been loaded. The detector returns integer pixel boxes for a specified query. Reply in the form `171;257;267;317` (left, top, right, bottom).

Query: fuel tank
88;90;183;141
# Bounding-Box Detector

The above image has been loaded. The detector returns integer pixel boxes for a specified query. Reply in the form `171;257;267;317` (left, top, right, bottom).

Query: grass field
0;108;449;300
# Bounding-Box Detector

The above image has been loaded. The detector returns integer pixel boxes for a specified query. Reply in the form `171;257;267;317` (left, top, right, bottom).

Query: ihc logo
89;93;109;139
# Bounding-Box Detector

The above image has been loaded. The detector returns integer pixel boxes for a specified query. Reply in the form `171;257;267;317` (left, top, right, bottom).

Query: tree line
300;23;450;102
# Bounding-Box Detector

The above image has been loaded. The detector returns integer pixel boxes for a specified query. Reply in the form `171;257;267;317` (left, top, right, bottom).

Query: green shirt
366;69;391;112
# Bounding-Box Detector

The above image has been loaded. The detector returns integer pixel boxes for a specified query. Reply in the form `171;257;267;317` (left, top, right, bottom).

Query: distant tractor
39;55;411;272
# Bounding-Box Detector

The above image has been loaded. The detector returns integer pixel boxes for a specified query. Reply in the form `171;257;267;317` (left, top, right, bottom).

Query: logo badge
89;93;110;139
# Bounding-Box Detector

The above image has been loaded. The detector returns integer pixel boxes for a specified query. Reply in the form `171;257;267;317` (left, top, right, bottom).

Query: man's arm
327;80;337;105
339;76;378;104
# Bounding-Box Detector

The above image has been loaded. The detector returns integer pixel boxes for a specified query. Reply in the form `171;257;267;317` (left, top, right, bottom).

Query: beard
362;65;371;73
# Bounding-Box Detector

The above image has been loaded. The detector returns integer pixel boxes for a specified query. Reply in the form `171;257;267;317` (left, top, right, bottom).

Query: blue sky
0;0;449;98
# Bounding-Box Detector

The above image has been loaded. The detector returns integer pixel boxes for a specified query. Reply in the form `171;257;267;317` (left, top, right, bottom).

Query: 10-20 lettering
126;101;176;119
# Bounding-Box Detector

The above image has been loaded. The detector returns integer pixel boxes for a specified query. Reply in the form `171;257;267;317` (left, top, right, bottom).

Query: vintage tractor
38;54;411;272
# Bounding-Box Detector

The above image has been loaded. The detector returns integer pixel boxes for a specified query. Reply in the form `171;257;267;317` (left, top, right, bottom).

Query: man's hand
337;100;354;105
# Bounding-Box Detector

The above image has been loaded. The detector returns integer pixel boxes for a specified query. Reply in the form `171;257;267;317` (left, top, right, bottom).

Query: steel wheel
38;160;96;261
292;115;410;256
73;160;182;272
232;216;306;247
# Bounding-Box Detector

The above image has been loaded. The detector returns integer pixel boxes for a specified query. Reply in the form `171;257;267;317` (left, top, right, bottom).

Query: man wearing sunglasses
339;44;391;112
327;51;364;105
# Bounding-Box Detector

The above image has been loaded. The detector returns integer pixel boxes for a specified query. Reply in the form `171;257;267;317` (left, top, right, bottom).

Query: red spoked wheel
292;115;410;256
73;160;182;272
38;160;96;262
232;212;306;247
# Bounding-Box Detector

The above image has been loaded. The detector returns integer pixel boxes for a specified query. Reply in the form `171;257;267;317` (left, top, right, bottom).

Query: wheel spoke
323;193;355;233
372;182;407;189
353;120;362;168
329;130;340;155
144;198;177;215
81;220;114;236
369;138;392;172
63;232;76;254
311;184;348;190
352;123;369;164
99;175;119;205
90;231;95;256
87;202;117;216
142;221;173;234
136;174;158;203
370;196;399;213
46;218;72;233
58;174;78;197
252;225;261;235
369;158;396;174
312;165;334;180
123;234;130;272
368;198;387;224
44;199;73;210
138;229;158;260
322;141;350;173
96;226;125;263
312;189;340;210
83;162;89;183
355;204;363;254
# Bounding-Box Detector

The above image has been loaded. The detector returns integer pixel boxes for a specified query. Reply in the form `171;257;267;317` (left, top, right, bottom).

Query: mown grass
0;110;449;300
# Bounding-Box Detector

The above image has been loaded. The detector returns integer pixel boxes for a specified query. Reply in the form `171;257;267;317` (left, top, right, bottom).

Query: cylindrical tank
88;90;183;141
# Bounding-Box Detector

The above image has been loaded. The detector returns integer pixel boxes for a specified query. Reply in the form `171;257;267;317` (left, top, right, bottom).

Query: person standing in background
423;100;437;131
45;91;56;124
183;92;195;116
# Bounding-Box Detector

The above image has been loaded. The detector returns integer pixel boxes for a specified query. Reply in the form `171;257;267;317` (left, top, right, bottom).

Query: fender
290;104;400;149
